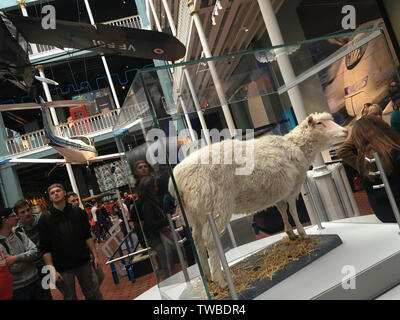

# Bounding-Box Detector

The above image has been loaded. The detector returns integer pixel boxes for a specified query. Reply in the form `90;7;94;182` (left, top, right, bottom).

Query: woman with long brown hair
338;116;400;222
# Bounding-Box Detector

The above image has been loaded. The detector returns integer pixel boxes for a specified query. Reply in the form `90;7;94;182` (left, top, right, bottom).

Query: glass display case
112;26;400;300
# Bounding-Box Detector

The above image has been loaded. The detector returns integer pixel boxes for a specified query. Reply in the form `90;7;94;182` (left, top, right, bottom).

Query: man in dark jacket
95;201;112;243
38;183;103;300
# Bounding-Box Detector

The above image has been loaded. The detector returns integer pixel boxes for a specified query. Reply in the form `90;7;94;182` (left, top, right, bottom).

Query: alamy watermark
342;5;356;30
145;122;255;175
41;5;56;30
41;265;57;290
341;265;356;290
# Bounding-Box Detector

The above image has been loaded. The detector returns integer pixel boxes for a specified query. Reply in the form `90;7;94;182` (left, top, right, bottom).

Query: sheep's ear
307;116;315;127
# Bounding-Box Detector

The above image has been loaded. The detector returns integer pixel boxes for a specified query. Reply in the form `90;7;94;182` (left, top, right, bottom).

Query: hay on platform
204;235;322;299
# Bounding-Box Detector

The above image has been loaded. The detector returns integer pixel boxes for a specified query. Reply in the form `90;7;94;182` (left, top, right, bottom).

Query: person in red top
0;227;13;300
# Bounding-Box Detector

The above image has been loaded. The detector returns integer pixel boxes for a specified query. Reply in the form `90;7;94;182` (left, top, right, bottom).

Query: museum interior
1;0;400;301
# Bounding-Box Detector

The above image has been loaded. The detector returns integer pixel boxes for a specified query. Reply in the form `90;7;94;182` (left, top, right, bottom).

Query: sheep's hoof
213;273;228;290
299;233;309;240
286;231;298;241
217;280;228;290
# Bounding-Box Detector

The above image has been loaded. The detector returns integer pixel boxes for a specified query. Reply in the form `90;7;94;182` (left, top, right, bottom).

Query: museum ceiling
0;0;152;133
1;0;284;133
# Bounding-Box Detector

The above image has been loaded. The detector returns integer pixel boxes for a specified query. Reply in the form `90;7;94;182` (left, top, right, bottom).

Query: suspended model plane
0;97;124;166
0;10;186;95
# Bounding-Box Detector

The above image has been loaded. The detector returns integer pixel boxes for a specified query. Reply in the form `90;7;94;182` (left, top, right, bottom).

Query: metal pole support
368;153;400;232
167;215;190;283
110;263;119;285
206;213;239;300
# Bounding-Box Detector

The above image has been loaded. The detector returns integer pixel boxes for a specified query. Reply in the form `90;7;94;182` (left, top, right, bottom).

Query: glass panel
113;27;400;299
114;71;211;299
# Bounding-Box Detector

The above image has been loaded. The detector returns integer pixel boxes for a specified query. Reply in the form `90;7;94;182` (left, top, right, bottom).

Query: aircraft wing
0;100;89;111
6;14;186;62
0;157;66;164
88;153;125;163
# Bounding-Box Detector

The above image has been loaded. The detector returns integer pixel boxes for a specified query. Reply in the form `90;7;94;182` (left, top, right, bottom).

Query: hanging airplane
0;97;124;166
0;10;186;95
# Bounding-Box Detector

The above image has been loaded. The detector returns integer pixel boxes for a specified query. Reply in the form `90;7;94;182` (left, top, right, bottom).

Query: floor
50;190;374;300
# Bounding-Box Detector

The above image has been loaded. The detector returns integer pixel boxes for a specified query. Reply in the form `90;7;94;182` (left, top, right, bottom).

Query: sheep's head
303;112;348;147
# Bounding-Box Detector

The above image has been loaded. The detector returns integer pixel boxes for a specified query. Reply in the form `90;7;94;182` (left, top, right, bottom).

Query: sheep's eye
316;122;322;125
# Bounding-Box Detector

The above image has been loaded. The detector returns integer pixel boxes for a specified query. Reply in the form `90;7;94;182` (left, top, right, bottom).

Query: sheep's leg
193;226;211;281
276;201;297;240
287;197;308;239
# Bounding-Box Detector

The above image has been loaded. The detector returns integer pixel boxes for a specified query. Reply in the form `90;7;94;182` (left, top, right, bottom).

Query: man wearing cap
38;183;103;300
0;208;50;299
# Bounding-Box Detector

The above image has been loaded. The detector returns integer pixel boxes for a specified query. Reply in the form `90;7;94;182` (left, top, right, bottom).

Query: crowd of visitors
0;159;196;300
5;84;400;300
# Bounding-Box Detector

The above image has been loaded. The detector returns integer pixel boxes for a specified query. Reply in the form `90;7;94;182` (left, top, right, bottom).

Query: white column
184;68;211;145
257;0;342;226
160;0;209;144
257;0;324;167
148;0;162;32
257;0;308;122
178;94;197;142
83;0;121;109
145;0;151;29
66;162;81;200
161;0;177;36
17;1;38;54
187;0;236;138
36;66;58;126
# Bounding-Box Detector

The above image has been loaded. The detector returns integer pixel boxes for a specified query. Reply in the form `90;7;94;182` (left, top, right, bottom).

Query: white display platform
256;222;400;299
376;285;400;300
135;216;400;300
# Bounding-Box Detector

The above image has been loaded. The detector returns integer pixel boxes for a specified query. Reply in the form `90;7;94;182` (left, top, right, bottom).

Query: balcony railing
55;109;119;138
6;130;47;155
103;15;142;29
5;102;150;157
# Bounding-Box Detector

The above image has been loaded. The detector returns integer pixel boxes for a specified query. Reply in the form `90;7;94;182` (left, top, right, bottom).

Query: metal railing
104;226;139;285
27;43;57;55
55;109;119;138
5;102;150;156
6;130;47;155
103;15;142;29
